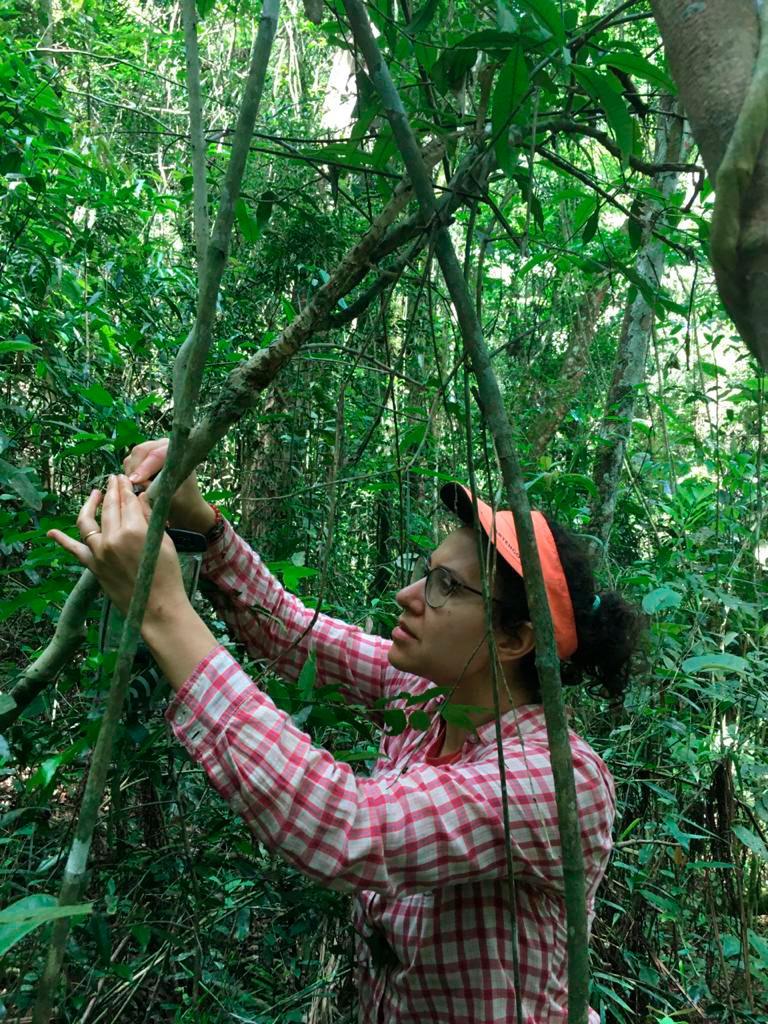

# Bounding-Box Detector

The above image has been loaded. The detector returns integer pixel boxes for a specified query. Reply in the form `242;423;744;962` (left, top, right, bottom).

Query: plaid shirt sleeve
166;646;614;897
198;519;399;708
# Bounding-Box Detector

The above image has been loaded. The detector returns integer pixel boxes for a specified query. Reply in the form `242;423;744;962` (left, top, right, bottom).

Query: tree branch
182;0;210;282
340;0;591;1020
0;571;100;732
31;4;281;1020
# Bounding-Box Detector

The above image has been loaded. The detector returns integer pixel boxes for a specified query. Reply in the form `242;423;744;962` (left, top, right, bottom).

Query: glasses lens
409;555;427;587
425;567;454;608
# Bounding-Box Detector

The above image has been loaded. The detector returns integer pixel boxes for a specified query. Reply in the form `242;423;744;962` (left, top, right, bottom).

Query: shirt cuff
164;644;259;751
201;517;239;578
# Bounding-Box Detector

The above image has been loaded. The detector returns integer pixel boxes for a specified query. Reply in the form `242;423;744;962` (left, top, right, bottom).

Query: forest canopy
1;0;767;1022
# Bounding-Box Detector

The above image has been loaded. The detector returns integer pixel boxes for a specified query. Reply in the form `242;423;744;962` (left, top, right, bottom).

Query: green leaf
382;709;407;734
681;653;748;674
456;30;520;51
196;0;215;17
440;704;478;731
297;651;316;701
431;47;477;94
82;382;114;407
335;747;380;763
131;923;152;950
256;189;277;231
572;66;633;163
596;52;674;92
235;197;261;242
582;206;599;243
400;423;427;451
732;825;768;863
0;895;92;956
492;49;530;176
409;709;431;731
0;693;16;716
405;0;439;35
0;337;36;355
638;888;680;918
0;457;45;510
518;0;564;44
28;737;89;792
642;586;682;615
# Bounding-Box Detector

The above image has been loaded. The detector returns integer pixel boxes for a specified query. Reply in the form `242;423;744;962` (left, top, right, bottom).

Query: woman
49;440;643;1024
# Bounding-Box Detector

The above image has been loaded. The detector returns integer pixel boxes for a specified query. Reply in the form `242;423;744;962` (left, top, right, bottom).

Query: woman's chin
387;643;415;672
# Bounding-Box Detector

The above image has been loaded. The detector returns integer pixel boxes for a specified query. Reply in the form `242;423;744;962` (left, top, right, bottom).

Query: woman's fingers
137;491;152;523
99;475;122;537
118;475;149;531
75;489;103;539
47;529;96;571
123;440;168;484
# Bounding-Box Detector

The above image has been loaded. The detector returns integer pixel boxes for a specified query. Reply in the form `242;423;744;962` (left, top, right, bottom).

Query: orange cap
440;483;578;660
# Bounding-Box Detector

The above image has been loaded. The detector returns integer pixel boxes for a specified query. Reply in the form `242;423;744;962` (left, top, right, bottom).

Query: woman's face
388;527;495;688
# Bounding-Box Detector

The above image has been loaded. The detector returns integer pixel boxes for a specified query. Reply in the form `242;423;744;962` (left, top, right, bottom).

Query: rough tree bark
651;0;768;369
590;101;688;558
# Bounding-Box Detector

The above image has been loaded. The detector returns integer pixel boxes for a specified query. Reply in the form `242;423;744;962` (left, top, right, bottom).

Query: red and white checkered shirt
166;521;615;1024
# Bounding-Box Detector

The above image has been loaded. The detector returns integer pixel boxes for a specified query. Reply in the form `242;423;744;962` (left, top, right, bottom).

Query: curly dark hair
487;518;646;703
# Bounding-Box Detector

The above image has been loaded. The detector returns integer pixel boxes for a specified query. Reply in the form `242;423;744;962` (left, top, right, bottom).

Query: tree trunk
651;0;768;369
529;280;608;459
590;101;687;557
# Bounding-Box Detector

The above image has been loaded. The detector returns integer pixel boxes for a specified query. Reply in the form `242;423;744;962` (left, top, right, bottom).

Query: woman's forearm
142;604;219;691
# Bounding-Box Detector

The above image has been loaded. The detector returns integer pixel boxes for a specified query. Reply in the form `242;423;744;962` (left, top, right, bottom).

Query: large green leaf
491;49;530;176
596;51;674;92
518;0;564;45
0;895;92;957
681;653;748;674
405;0;439;35
0;458;45;510
642;586;682;614
732;825;768;863
572;65;633;163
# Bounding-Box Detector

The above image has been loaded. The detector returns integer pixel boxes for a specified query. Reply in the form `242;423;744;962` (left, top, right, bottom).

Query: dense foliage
1;0;766;1021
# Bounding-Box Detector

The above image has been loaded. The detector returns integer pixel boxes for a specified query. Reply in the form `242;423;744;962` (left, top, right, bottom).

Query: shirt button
176;707;191;724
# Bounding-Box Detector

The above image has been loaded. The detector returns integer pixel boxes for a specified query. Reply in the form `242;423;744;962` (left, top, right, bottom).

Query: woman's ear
494;621;535;665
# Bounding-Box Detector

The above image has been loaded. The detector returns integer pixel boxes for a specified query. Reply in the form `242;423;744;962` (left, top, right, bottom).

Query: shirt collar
472;702;547;746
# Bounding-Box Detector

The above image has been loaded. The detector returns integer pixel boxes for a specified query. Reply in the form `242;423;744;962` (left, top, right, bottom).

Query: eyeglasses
409;555;494;610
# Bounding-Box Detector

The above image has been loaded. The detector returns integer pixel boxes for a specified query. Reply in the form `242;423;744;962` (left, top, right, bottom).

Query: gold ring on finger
82;529;101;542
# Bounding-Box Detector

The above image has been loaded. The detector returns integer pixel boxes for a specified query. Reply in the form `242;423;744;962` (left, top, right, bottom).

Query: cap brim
439;482;476;526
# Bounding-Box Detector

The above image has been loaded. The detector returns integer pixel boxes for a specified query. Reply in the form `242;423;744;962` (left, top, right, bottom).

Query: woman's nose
395;576;426;612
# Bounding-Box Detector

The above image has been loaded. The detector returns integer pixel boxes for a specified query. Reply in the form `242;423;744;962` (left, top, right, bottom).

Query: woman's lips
392;620;417;641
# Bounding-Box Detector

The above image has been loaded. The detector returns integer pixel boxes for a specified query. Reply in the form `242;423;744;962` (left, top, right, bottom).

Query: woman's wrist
168;501;217;535
142;603;218;691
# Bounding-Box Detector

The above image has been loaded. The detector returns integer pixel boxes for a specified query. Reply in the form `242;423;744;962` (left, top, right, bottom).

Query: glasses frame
410;557;502;610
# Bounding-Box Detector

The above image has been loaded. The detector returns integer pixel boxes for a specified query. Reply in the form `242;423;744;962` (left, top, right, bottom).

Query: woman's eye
436;570;455;595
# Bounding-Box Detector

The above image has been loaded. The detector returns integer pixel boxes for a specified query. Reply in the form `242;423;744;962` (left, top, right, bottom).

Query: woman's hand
123;439;215;534
48;474;190;624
